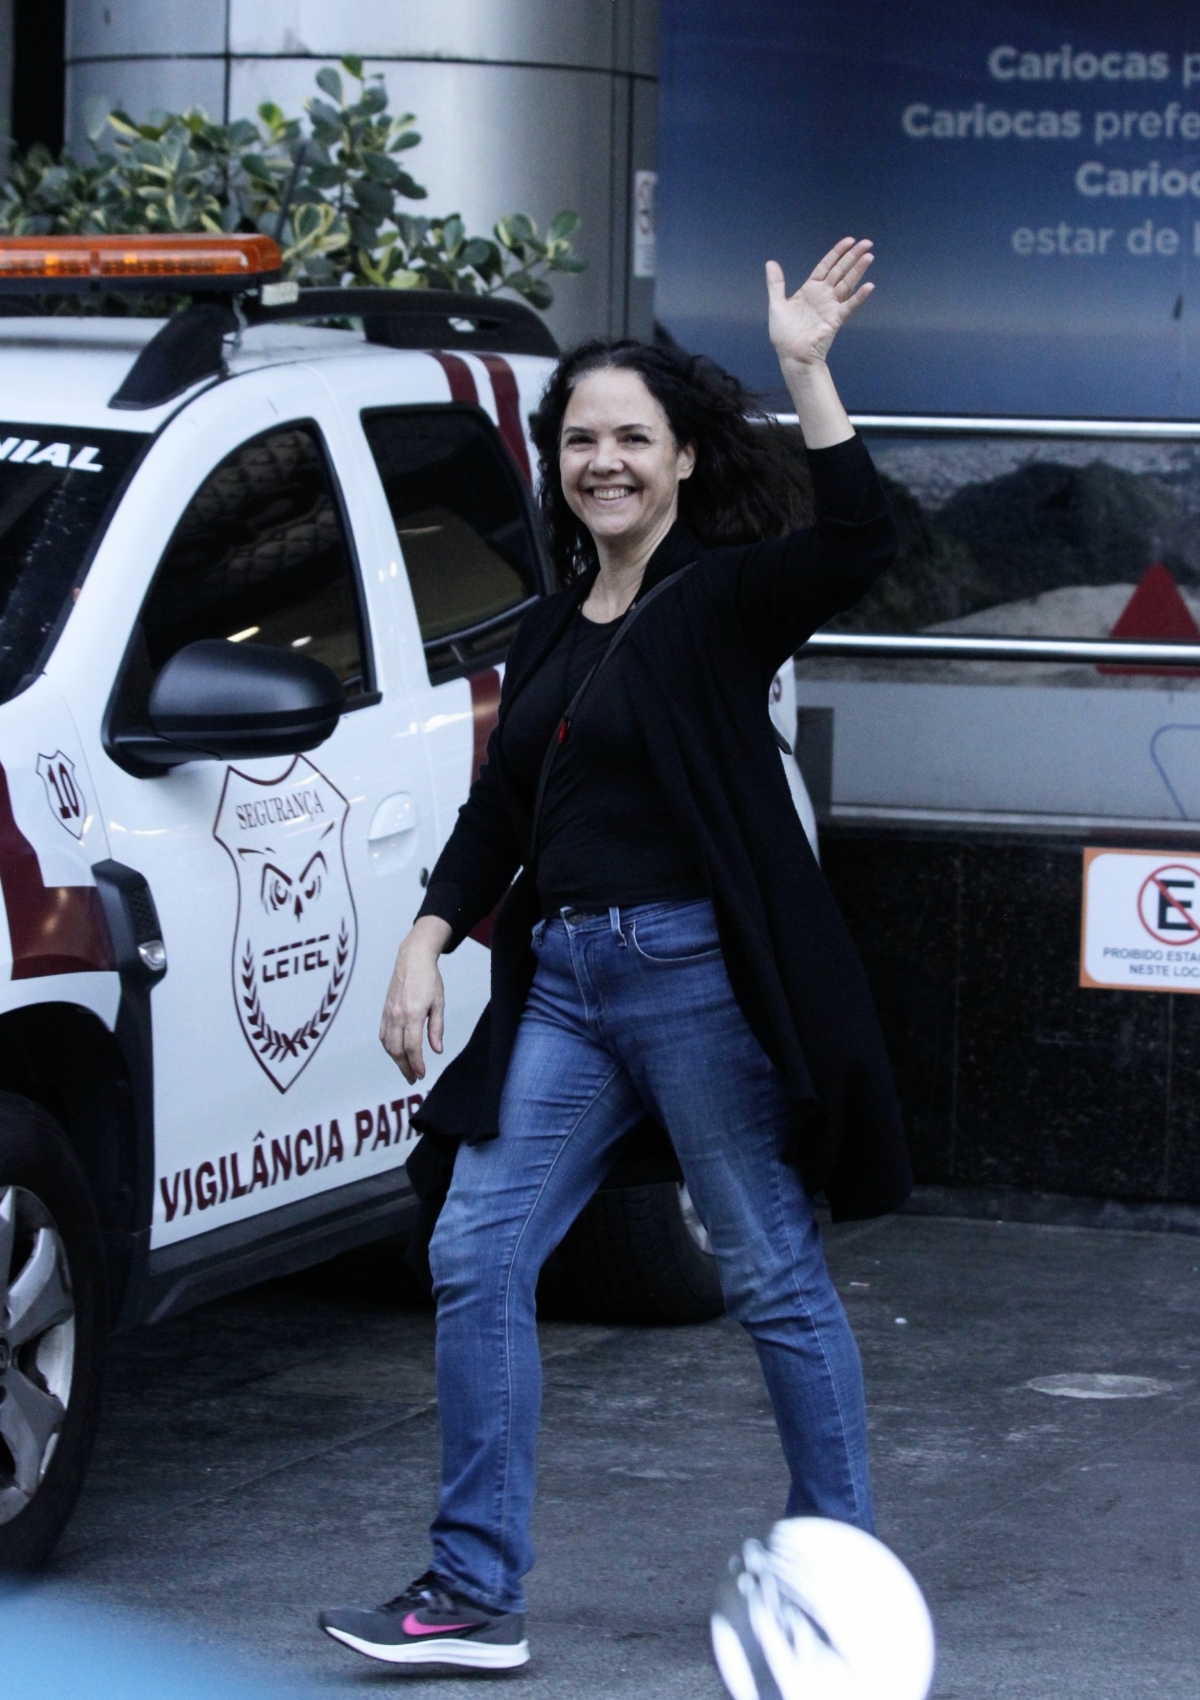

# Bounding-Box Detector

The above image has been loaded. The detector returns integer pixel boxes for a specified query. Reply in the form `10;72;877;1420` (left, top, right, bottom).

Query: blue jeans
427;899;873;1612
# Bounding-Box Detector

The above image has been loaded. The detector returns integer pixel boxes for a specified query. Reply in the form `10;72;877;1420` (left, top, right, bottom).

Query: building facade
61;0;658;345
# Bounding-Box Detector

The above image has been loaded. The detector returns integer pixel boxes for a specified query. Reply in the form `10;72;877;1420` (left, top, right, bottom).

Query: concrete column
63;0;658;346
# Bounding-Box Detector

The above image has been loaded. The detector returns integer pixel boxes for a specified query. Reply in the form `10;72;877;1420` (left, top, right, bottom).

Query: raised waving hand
766;237;874;447
766;238;874;369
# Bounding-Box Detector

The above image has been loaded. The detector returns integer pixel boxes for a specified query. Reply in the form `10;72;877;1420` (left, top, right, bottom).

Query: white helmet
711;1517;935;1700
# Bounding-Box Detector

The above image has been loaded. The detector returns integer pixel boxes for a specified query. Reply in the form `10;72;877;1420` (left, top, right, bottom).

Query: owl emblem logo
213;756;358;1092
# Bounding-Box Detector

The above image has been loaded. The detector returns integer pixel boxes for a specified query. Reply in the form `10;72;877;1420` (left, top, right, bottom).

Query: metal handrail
770;412;1200;440
797;632;1200;666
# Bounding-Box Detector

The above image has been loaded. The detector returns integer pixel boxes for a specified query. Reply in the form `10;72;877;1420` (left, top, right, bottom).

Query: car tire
0;1093;106;1571
540;1182;724;1325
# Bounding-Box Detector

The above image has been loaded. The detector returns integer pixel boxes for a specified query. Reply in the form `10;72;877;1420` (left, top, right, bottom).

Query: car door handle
368;793;418;842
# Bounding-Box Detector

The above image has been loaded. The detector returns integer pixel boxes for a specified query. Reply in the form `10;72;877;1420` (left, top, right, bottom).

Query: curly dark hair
528;338;814;584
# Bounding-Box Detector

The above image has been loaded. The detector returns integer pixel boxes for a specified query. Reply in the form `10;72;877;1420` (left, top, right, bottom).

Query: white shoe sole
322;1624;531;1669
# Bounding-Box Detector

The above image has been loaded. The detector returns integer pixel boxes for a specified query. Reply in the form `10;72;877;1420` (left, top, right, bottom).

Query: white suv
0;243;810;1567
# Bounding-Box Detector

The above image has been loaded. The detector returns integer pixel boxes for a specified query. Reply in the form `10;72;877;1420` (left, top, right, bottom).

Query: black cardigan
410;433;911;1223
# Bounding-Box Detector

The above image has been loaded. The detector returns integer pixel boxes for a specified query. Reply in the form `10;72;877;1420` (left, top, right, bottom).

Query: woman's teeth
590;487;634;501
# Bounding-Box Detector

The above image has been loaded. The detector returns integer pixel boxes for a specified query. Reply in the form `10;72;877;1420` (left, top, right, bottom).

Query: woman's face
559;367;695;555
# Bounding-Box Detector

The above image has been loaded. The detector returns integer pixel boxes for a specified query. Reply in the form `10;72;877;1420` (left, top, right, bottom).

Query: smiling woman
532;325;842;595
556;367;697;622
324;241;908;1675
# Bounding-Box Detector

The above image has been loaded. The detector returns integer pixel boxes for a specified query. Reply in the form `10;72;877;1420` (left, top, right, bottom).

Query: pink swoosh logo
401;1612;474;1637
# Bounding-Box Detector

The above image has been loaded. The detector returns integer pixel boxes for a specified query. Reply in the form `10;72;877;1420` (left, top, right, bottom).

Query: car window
0;423;146;704
360;405;542;683
139;422;370;696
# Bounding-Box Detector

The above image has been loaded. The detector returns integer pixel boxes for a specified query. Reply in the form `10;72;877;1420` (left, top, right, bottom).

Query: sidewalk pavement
30;1210;1200;1698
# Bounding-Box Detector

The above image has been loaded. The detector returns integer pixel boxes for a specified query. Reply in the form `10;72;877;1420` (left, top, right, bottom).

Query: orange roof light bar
0;233;283;285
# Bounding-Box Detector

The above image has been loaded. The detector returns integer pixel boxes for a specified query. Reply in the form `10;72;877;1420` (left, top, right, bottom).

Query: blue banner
658;1;1200;417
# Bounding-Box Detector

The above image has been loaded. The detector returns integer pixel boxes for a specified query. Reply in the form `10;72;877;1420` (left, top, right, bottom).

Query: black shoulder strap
528;562;694;863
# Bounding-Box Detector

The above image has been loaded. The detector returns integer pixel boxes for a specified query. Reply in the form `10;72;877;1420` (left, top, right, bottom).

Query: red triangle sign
1100;563;1200;675
1111;563;1200;641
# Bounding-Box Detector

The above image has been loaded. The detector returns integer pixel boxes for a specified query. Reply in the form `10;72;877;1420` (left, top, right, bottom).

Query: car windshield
0;422;147;703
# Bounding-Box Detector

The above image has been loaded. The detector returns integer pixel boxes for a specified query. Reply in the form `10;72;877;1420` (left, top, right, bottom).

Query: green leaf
507;212;536;243
353;178;394;219
293;201;329;237
315;67;344;103
257;101;285;128
548;209;580;242
349;212;382;248
353;247;388;286
307;98;344;130
394;172;427;201
361;149;399;184
360;84;388;114
82;96;112;144
340;54;365;79
38;166;72;201
512;276;553;309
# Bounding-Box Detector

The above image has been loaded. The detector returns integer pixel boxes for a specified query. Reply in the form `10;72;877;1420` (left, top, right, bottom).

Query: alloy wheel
0;1186;76;1526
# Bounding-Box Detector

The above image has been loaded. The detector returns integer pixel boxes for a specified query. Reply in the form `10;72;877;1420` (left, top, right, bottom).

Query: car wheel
540;1181;724;1325
0;1093;106;1571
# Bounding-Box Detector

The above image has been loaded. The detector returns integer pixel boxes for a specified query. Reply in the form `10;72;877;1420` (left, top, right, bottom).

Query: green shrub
0;56;584;310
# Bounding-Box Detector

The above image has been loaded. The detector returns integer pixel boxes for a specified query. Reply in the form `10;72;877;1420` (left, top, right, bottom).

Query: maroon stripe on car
0;763;115;978
479;354;532;487
430;350;479;406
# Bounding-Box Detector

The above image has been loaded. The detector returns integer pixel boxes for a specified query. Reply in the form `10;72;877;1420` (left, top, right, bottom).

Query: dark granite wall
820;826;1200;1203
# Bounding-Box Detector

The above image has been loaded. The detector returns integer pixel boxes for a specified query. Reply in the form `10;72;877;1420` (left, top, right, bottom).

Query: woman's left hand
766;238;874;371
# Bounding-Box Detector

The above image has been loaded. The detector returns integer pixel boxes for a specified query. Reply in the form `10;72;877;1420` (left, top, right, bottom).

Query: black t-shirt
500;604;705;913
420;441;892;945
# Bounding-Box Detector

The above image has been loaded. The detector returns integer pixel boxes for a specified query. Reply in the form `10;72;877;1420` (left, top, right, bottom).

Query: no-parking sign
1081;847;1200;991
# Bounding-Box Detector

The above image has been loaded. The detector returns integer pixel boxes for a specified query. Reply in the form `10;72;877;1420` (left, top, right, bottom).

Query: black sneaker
319;1571;530;1670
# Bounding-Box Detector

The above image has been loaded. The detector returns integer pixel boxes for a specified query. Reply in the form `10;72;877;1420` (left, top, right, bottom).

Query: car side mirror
111;639;344;770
